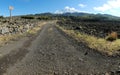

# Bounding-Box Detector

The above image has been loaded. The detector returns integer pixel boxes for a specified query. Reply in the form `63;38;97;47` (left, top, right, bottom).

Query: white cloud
55;6;81;14
55;10;63;14
107;8;120;16
78;4;86;8
64;6;80;12
94;0;120;12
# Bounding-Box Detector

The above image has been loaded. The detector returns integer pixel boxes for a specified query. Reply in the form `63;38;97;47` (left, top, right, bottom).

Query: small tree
9;6;14;21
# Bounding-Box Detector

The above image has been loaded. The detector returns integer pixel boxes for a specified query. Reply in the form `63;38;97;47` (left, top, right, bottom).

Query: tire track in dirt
2;22;120;75
0;23;45;75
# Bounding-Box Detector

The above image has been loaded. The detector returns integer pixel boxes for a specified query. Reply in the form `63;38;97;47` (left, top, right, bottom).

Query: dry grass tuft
106;32;118;42
27;22;46;35
57;25;120;55
0;22;46;47
0;34;23;46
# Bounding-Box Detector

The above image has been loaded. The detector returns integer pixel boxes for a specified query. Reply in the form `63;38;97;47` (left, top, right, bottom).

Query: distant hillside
60;12;120;21
18;12;120;21
35;13;53;16
61;12;92;16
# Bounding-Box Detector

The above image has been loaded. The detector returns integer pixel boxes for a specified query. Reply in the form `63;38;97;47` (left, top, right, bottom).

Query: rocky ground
57;20;120;38
0;21;119;75
0;18;39;35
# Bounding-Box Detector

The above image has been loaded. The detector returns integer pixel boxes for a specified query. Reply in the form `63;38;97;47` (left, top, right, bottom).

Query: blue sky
0;0;120;17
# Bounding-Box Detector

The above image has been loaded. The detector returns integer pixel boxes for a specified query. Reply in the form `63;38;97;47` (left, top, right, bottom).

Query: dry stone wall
0;18;39;35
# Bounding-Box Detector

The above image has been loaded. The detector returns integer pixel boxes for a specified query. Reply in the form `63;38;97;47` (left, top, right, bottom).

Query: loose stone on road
0;22;119;75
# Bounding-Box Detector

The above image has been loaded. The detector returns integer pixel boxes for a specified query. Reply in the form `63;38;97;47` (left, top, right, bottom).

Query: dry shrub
106;32;118;42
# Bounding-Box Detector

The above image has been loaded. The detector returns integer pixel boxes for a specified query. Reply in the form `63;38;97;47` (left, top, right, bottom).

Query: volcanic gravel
0;22;119;75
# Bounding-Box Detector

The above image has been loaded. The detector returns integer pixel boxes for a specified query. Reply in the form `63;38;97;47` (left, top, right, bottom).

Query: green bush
21;16;35;19
0;16;3;18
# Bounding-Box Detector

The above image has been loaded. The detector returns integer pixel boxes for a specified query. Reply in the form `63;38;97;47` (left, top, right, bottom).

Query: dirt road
0;22;119;75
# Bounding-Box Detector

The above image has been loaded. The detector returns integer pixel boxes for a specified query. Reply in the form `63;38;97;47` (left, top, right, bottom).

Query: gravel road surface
0;22;119;75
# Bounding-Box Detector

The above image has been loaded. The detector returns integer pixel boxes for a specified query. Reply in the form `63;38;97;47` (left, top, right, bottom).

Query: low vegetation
37;16;52;20
0;34;24;46
106;32;118;41
57;25;120;56
56;15;120;56
0;16;4;19
0;21;46;47
21;16;35;19
26;22;46;35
